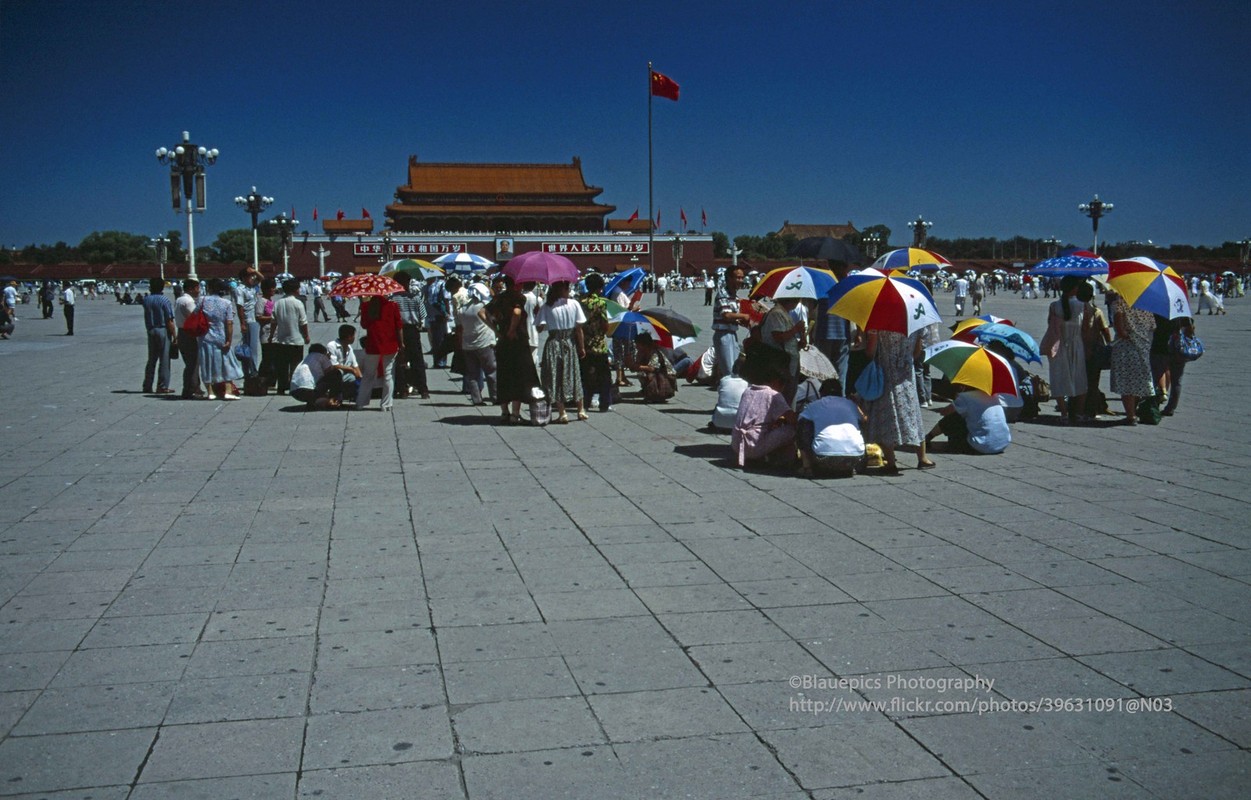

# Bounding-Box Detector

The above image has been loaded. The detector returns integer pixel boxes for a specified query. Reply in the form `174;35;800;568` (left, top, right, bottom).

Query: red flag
701;208;707;228
336;209;345;220
291;206;296;221
313;207;318;221
362;207;371;219
650;69;680;101
655;210;661;229
627;207;639;223
680;208;688;229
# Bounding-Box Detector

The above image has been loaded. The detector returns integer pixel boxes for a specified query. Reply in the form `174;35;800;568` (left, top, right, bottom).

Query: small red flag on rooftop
627;208;639;222
650;69;680;101
701;208;707;228
313;207;318;221
680;208;688;230
336;209;345;220
362;208;371;219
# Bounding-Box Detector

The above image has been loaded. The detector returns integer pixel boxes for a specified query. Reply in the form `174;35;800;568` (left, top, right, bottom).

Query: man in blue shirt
925;384;1011;455
141;278;177;393
712;267;751;381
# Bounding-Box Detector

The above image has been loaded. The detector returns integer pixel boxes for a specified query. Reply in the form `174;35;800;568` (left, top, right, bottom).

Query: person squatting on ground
796;377;866;477
925;383;1012;455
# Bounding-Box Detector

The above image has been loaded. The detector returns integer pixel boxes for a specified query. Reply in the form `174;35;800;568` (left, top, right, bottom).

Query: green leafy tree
710;231;730;257
78;231;153;264
208;228;280;264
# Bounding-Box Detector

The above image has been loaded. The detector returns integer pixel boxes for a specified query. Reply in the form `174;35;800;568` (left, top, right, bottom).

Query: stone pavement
0;285;1247;799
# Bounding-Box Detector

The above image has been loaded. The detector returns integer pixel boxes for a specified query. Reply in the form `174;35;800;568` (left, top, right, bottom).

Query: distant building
385;155;616;233
321;218;373;235
774;220;859;240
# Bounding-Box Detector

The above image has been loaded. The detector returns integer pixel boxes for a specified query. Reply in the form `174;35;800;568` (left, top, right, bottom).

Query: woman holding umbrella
535;280;587;423
1108;289;1157;425
356;290;404;411
864;328;934;474
487;274;539;423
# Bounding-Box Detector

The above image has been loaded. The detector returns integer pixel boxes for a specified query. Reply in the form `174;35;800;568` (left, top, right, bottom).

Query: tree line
1;229;283;266
709;228;1245;264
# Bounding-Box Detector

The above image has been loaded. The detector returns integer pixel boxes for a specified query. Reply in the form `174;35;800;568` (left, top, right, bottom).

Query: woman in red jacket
356;294;404;411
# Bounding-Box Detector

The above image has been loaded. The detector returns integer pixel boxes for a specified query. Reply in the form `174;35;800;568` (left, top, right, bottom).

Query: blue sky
2;0;1248;250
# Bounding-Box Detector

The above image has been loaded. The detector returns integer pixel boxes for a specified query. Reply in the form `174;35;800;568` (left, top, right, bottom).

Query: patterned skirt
541;329;582;404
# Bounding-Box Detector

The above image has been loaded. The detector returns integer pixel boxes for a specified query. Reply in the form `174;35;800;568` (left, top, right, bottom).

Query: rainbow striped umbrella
924;341;1020;396
1107;257;1191;319
826;268;941;335
749;266;838;300
950;314;1013;336
607;310;677;349
870;248;952;272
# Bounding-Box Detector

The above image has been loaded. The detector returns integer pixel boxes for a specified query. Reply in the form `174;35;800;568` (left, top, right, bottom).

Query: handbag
182;307;209;338
641;371;678;402
1137;395;1163;425
1090;340;1112;371
854;360;885;401
1169;332;1204;361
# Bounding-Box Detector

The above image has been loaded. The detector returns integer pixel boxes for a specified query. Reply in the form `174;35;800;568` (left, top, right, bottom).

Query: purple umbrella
503;251;580;285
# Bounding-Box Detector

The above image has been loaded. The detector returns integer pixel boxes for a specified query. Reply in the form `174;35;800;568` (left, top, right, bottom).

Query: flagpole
647;61;655;277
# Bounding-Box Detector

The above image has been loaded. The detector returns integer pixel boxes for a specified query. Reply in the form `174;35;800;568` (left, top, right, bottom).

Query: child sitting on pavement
925;382;1012;455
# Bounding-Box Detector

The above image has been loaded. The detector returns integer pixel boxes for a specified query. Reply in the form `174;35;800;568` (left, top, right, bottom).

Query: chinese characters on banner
353;243;466;256
541;242;651;255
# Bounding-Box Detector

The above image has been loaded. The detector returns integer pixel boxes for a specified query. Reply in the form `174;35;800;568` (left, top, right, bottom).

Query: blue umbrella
1028;254;1108;278
960;322;1042;363
603;267;646;298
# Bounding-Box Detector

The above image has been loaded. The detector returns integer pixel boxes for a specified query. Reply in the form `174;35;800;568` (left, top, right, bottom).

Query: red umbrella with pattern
330;273;405;298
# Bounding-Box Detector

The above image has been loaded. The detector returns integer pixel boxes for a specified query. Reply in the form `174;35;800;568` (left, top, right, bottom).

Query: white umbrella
432;252;496;273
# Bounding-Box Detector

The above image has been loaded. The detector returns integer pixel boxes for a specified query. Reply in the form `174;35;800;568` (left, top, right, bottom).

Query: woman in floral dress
1109;291;1156;425
864;329;933;474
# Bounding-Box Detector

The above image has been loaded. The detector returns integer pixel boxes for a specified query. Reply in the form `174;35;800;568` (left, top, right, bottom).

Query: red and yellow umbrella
950;314;1014;336
923;341;1019;396
825;268;942;335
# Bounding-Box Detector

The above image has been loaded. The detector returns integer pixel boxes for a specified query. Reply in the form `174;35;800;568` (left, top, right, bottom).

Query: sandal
917;460;937;470
556;413;570;424
577;410;589;421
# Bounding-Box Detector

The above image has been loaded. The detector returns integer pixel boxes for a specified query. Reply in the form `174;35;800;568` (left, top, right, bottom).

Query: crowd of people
3;258;1225;478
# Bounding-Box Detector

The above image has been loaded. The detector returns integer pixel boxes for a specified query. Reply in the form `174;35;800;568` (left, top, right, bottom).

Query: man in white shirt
326;324;362;403
655;275;668;306
953;276;969;317
269;278;309;393
311;281;330;322
173;279;202;398
60;281;75;335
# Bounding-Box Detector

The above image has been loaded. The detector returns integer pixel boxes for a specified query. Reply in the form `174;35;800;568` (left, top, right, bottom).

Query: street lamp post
1078;194;1113;254
266;213;299;274
1238;238;1251;268
234;187;274;272
671;235;684;274
862;232;882;260
1043;236;1061;259
379;230;393;265
155;131;218;281
907;215;932;248
149;235;170;281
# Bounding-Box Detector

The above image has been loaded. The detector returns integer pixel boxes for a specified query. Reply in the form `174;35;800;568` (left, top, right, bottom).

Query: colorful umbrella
1028;253;1108;278
503;250;579;285
323;271;343;279
380;258;444;281
825;268;942;335
950;314;1013;335
330;273;405;298
607;311;675;349
870;247;952;273
1106;257;1192;319
604;267;647;298
924;341;1020;396
639;307;699;340
432;252;496;273
749;266;837;300
954;322;1041;363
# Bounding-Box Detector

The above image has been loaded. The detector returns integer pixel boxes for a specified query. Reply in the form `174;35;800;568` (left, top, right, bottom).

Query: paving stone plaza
0;286;1247;799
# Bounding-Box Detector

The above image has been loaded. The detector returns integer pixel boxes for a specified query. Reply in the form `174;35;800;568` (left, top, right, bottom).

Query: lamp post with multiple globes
907;215;932;248
267;213;299;275
234;187;274;272
149;235;170;281
1078;194;1113;254
155;131;218;281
